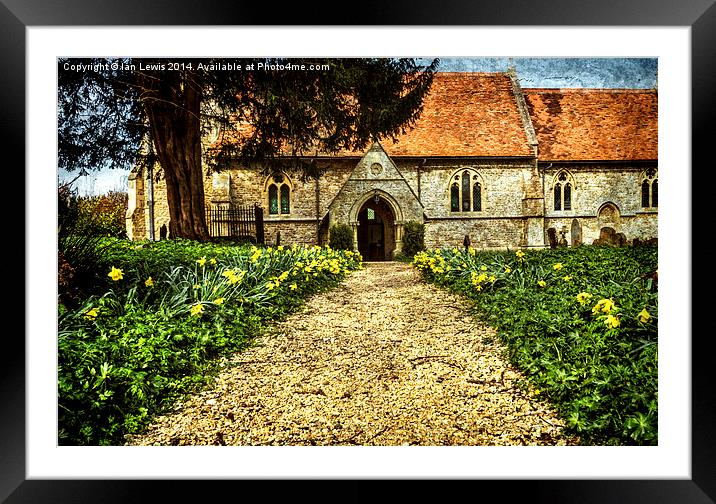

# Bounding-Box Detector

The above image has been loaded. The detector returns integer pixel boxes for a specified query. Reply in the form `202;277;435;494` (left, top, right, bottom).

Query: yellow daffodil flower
190;303;204;316
84;307;99;320
144;276;154;287
553;263;563;271
604;314;620;328
576;292;593;306
197;257;207;267
592;298;616;315
108;267;123;281
563;275;572;282
289;283;298;290
214;298;224;305
637;308;651;323
538;280;546;287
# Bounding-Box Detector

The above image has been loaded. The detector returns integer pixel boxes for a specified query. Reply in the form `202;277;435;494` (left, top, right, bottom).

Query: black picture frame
8;0;710;502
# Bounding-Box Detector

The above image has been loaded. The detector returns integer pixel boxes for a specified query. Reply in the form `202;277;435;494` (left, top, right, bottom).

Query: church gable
348;142;415;187
327;141;423;226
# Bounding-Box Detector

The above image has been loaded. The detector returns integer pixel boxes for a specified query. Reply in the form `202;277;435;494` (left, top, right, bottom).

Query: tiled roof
523;88;658;161
383;73;533;157
210;72;533;159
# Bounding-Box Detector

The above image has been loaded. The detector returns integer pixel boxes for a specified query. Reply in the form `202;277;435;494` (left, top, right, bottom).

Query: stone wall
126;154;657;252
424;217;525;250
264;220;318;247
125;170;145;241
542;163;658;245
400;159;536;219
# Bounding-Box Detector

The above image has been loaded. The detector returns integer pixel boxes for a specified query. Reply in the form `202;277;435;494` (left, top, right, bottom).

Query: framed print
9;0;712;502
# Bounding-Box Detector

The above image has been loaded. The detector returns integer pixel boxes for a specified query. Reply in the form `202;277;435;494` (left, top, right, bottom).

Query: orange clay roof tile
383;73;532;157
523;88;658;161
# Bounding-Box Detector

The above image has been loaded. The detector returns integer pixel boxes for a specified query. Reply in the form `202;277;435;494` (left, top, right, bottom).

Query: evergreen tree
58;57;439;240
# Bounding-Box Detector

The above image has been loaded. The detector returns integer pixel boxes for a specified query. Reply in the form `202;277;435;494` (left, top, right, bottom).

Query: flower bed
58;240;362;445
413;245;658;445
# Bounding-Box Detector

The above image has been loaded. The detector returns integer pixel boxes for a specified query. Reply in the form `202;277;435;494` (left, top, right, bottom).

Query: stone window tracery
640;169;658;209
553;171;574;211
267;173;291;215
450;169;483;213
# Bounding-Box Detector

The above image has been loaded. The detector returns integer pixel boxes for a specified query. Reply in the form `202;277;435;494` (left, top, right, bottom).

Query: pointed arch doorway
357;196;396;261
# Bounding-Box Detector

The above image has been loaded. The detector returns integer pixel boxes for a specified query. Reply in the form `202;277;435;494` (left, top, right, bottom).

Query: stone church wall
127;158;657;251
395;159;538;250
542;164;658;245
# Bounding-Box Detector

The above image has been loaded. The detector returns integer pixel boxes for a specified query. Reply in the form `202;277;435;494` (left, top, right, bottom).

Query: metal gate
205;204;264;244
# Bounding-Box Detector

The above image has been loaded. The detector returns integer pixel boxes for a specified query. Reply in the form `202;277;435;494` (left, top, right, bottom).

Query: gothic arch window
449;169;483;213
640;169;658;209
266;173;292;215
553;171;575;211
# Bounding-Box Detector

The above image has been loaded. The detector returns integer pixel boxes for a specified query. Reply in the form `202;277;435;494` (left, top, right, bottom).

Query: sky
59;57;658;196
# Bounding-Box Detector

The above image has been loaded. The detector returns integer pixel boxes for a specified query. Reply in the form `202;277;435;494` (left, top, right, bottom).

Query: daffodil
108;266;123;281
197;256;207;267
84;307;99;320
637;308;651;323
592;298;616;315
516;250;525;259
144;276;154;287
576;292;593;306
289;283;297;291
538;280;546;288
209;258;217;266
190;303;204;316
604;314;620;328
563;275;572;282
504;266;512;273
480;265;487;271
553;263;563;271
214;298;225;305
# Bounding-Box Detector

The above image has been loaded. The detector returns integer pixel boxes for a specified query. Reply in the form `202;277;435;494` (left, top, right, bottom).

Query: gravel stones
125;262;577;446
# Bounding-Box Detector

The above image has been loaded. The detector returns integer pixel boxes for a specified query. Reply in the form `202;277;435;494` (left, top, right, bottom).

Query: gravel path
125;262;577;446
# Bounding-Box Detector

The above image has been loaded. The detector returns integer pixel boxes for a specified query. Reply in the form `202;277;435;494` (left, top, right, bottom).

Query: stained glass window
641;180;650;208
450;183;459;212
554;183;562;211
462;172;471;211
473;182;481;212
269;184;278;215
280;184;290;214
564;183;571;210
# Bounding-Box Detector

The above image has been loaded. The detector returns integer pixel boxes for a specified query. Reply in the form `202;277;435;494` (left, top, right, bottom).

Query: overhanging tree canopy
58;57;439;240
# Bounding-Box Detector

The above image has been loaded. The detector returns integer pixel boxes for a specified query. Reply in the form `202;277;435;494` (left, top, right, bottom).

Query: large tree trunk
139;69;209;241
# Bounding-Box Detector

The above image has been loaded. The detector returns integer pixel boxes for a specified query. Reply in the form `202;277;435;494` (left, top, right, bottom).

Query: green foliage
58;240;363;445
329;223;354;251
401;221;425;258
414;245;658;445
58;183;111;306
76;191;128;238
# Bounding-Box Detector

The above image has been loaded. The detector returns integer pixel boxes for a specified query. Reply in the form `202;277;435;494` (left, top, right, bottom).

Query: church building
126;70;658;259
